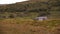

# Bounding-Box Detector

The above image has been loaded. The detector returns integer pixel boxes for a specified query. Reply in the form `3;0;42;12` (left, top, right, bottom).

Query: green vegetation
0;0;60;19
0;0;60;34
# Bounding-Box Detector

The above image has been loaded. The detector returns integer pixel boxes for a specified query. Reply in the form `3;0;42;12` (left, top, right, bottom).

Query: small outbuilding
33;13;48;21
35;16;47;21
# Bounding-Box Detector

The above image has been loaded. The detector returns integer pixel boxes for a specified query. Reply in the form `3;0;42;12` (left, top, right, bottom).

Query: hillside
0;0;60;34
0;0;60;19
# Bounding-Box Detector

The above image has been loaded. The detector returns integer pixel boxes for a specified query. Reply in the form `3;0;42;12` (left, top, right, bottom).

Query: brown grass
0;18;60;34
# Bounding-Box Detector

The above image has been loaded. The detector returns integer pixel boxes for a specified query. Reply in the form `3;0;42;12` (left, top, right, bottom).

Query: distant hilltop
16;0;49;4
0;4;6;5
0;0;49;5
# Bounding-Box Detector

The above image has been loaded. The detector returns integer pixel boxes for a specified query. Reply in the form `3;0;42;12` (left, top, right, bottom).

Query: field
0;18;60;34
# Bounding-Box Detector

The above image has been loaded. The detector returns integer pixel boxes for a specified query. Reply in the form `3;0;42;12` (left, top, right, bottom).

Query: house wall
36;16;47;21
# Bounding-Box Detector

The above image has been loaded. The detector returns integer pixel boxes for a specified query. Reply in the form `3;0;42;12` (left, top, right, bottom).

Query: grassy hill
0;0;60;19
0;0;60;34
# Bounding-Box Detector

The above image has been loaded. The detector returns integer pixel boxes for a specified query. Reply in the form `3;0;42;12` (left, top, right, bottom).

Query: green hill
0;0;60;19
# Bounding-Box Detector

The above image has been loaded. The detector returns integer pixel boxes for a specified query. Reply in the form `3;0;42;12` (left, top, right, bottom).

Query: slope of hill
0;0;60;34
0;0;60;19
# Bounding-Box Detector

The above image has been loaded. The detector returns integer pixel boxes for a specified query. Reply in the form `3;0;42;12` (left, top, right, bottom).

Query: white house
33;16;48;21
